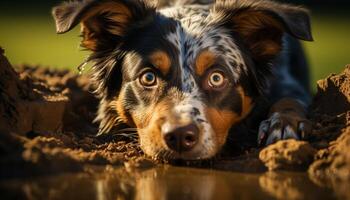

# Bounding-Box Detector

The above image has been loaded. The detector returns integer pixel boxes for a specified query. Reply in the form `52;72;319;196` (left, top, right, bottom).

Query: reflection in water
0;166;343;200
259;172;336;200
309;173;350;200
332;181;350;200
259;172;303;200
134;168;237;200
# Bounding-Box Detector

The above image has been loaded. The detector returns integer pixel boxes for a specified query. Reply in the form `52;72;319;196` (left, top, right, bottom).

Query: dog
52;0;313;160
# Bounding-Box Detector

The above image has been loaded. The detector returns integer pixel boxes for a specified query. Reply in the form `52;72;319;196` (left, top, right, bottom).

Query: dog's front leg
257;98;312;146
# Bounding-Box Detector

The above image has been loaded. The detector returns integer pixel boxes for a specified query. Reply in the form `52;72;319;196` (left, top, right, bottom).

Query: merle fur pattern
52;0;312;159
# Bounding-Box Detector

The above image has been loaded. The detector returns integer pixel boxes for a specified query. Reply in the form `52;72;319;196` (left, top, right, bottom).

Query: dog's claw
298;122;306;139
297;121;312;140
282;125;300;140
265;129;283;145
258;120;269;146
258;112;310;146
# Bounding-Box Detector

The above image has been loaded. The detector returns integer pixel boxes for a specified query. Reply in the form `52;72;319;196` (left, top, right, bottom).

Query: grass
0;15;87;69
0;12;349;91
303;12;350;88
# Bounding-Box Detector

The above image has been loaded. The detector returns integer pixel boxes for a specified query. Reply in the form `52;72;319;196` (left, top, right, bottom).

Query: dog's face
53;0;312;160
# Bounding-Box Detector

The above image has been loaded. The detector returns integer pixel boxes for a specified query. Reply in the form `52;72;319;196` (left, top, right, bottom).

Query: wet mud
2;166;348;200
1;47;350;195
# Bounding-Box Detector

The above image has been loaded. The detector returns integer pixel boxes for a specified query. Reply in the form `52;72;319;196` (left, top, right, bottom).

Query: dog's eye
140;71;157;87
208;71;227;89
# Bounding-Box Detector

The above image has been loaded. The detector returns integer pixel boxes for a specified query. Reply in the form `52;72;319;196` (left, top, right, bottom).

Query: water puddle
1;166;348;200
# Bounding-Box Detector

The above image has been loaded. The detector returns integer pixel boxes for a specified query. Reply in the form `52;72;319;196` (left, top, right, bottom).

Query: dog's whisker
117;128;138;132
154;149;162;161
164;151;170;160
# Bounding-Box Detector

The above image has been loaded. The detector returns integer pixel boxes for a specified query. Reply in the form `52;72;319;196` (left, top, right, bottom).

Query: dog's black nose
164;124;199;153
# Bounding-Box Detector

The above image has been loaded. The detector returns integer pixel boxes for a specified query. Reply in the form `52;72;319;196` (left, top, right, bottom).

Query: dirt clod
259;140;317;171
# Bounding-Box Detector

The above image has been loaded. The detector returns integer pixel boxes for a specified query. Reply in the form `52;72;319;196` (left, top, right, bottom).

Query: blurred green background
0;0;349;91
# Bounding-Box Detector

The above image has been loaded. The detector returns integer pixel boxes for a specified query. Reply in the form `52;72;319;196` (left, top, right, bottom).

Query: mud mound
0;48;98;135
0;48;150;178
309;65;350;144
0;56;67;135
308;66;350;181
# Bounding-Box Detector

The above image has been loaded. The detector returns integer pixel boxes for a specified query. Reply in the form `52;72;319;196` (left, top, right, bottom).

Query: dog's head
53;0;312;160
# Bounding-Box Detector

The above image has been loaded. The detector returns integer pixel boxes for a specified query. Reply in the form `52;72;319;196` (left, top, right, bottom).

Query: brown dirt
259;140;317;171
0;47;350;182
310;66;350;180
0;48;149;178
258;65;350;183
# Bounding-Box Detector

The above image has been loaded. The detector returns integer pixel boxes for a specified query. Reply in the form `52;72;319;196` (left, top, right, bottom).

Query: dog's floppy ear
52;0;155;51
211;0;313;62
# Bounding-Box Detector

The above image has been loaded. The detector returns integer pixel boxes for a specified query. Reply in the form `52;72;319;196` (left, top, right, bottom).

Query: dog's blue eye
140;71;157;87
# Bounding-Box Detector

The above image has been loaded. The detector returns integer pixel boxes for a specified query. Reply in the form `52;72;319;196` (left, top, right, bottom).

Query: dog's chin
142;146;219;162
169;153;216;161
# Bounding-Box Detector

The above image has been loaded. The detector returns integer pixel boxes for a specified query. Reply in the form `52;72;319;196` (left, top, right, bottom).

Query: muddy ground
0;47;349;186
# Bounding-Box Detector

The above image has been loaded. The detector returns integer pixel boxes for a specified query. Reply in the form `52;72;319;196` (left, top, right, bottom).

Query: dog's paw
257;112;312;146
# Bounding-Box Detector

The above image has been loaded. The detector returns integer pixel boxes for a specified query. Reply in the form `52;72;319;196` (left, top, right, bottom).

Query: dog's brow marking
195;50;216;76
149;51;171;75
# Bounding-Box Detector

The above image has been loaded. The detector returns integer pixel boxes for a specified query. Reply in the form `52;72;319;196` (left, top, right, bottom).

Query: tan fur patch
149;51;171;75
135;100;174;157
81;23;99;50
205;86;254;148
132;105;157;130
195;50;217;76
131;98;173;130
236;86;254;118
205;108;240;146
116;92;135;127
